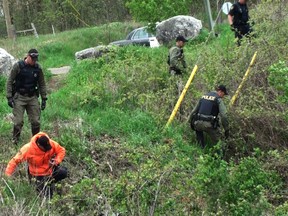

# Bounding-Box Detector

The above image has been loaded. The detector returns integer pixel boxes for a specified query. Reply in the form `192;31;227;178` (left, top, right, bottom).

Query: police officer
189;85;229;148
168;35;188;117
168;35;187;76
228;0;251;46
6;49;47;144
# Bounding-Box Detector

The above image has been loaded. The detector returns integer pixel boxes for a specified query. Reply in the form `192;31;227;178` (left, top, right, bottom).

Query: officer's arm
6;63;20;99
228;14;233;25
218;99;229;131
228;5;236;26
5;144;29;176
191;100;200;115
170;48;182;69
181;54;187;69
188;100;201;122
38;67;47;100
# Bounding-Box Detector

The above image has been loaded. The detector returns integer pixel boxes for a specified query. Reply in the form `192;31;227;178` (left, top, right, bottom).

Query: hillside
0;2;288;215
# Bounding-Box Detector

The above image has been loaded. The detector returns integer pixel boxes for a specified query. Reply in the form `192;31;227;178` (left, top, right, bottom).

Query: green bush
268;60;288;103
193;149;281;215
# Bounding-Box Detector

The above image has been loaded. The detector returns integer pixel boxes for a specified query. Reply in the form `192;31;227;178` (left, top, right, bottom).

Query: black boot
31;126;40;136
12;126;21;145
196;130;205;148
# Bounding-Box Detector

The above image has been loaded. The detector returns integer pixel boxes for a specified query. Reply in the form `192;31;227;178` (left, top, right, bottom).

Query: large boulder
156;15;202;44
0;48;16;76
75;45;114;60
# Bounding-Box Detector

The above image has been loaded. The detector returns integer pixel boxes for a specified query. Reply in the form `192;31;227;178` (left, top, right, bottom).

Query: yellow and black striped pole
166;65;198;128
229;51;257;108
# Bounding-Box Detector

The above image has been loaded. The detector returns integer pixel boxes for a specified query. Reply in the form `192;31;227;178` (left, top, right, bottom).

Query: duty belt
197;114;216;122
17;88;37;97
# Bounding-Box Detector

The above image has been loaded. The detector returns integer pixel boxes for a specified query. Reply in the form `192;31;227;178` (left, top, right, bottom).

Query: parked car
109;27;160;48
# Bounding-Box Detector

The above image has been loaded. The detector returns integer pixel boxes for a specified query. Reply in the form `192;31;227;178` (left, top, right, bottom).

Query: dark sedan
109;27;160;48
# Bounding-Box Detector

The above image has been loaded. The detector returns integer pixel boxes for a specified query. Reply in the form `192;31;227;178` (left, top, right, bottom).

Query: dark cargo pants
12;93;41;142
33;166;68;198
194;120;221;148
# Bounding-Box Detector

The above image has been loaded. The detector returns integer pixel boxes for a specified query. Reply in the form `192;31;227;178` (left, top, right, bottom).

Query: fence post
52;25;55;36
31;23;39;38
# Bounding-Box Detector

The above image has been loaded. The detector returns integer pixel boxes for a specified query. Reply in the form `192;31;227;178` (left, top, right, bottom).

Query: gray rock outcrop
156;15;202;44
0;48;16;76
75;45;114;60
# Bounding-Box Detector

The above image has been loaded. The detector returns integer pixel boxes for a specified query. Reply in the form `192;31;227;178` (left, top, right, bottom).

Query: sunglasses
29;53;39;60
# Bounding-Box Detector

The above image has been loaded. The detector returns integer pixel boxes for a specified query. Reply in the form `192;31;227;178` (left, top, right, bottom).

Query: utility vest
233;2;249;26
198;92;220;117
15;60;40;96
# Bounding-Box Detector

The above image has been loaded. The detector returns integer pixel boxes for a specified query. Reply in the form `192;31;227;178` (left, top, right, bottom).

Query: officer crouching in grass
5;132;67;198
189;85;229;149
6;49;47;144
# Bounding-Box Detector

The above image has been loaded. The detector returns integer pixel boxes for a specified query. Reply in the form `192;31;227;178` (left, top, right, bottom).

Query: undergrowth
0;1;287;215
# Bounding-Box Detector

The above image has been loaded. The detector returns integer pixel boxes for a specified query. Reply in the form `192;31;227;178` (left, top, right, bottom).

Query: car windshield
126;30;136;40
132;29;149;39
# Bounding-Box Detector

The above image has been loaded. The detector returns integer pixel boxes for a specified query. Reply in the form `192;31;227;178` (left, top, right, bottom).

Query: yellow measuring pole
229;51;257;108
166;65;198;128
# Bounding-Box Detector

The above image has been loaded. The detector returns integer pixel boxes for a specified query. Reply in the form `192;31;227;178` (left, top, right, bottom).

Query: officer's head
27;49;39;66
176;35;188;48
239;0;247;3
36;135;52;152
216;85;228;98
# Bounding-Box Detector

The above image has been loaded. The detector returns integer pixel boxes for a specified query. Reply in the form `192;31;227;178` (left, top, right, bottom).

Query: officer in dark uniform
228;0;251;46
189;85;229;148
6;49;47;144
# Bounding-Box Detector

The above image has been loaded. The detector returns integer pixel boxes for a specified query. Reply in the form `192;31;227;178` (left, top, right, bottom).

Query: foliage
126;0;192;24
193;149;281;215
0;22;134;68
0;0;288;214
268;61;288;103
3;0;128;35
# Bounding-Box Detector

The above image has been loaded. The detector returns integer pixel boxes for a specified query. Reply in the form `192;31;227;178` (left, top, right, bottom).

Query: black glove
225;130;230;139
41;98;47;110
7;97;14;108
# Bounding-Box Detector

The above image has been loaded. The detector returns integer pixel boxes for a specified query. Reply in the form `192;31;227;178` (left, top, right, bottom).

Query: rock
0;48;16;76
156;15;202;44
48;66;71;75
75;45;114;60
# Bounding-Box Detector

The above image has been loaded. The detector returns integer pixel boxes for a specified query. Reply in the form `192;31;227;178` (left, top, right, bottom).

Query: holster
197;114;219;129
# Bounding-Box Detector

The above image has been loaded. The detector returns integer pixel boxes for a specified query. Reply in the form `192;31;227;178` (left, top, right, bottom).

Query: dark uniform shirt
168;46;187;75
229;2;249;28
6;60;47;99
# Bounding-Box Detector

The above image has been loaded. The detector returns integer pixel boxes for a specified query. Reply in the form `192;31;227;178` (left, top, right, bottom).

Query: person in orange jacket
5;132;67;197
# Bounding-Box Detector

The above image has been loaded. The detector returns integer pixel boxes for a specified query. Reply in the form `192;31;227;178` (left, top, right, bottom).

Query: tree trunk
3;0;14;39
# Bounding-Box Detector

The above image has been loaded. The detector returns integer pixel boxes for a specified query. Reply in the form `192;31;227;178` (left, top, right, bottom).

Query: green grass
0;6;288;214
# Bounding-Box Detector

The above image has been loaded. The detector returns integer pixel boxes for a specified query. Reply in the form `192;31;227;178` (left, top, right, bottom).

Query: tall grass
0;3;288;214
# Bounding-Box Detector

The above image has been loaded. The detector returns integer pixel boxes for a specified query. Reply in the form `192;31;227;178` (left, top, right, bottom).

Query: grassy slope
0;4;288;214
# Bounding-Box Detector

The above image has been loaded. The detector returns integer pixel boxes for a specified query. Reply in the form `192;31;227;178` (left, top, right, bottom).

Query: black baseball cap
217;85;228;95
28;49;39;60
176;35;188;42
37;135;52;151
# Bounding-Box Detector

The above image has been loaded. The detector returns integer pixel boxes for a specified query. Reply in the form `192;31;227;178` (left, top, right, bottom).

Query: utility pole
203;0;214;33
3;0;14;39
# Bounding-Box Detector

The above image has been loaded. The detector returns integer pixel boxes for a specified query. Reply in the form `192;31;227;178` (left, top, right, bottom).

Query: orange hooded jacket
5;132;66;177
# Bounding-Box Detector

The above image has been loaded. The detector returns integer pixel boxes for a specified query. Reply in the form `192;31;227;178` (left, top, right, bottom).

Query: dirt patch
47;66;70;92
